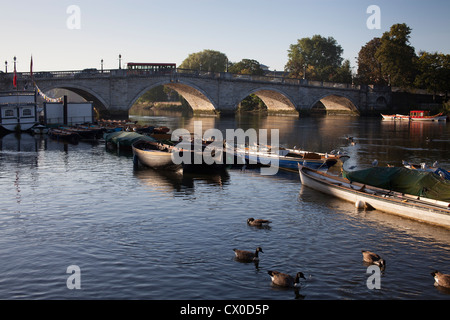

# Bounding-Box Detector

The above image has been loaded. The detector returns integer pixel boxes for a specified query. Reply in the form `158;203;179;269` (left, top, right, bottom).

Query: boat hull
381;114;409;121
298;164;450;229
244;152;338;172
410;115;447;121
132;143;181;171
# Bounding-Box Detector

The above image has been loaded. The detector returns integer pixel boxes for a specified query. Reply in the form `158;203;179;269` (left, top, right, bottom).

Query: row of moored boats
112;125;450;230
40;121;450;229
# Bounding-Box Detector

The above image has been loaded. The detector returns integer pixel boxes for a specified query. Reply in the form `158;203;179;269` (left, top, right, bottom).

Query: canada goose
362;250;386;268
268;270;305;288
431;271;450;288
247;218;272;227
233;247;263;262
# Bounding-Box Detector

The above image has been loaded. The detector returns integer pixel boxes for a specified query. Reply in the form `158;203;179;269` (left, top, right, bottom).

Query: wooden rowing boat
132;139;182;171
236;145;348;172
297;164;450;229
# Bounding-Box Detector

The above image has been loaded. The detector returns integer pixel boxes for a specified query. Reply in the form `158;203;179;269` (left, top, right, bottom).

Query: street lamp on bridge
4;61;7;73
119;54;122;69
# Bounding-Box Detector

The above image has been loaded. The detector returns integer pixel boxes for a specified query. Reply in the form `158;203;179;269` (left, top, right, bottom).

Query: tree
334;59;353;84
357;37;385;85
179;49;228;72
229;59;267;111
285;35;346;82
228;59;265;75
375;23;417;87
414;51;450;100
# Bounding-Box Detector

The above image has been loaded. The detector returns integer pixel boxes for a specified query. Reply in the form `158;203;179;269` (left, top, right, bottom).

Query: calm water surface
0;115;449;300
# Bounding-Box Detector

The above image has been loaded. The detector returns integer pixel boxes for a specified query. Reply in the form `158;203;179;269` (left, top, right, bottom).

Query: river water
0;114;449;301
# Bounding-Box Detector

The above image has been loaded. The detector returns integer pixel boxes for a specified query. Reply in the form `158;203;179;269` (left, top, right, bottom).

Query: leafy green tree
357;37;385;85
228;59;265;75
333;59;353;84
285;35;346;81
375;23;417;87
179;49;228;72
229;58;267;111
414;51;450;100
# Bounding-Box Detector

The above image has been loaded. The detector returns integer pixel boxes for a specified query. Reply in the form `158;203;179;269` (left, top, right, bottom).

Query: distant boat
381;113;409;121
409;110;447;122
297;164;450;229
0;90;38;132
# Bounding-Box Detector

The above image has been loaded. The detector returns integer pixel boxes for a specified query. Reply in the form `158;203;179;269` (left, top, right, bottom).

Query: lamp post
5;61;7;73
101;59;104;73
118;54;122;69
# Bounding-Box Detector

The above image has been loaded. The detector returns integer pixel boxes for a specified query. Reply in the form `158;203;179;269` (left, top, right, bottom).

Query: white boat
132;139;181;171
0;91;39;131
381;114;409;121
297;164;450;229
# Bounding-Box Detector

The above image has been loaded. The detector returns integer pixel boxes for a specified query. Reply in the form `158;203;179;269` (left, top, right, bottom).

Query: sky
1;0;449;73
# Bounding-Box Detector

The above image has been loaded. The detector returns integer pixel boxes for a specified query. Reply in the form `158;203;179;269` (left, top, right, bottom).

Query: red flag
13;63;17;88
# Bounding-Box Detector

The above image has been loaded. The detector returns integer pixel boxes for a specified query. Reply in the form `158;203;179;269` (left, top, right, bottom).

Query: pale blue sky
2;0;449;72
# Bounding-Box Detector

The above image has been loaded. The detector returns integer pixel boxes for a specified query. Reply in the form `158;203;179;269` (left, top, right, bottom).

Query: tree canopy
414;51;450;97
228;59;265;75
357;37;385;85
179;49;228;72
285;35;351;83
374;23;417;87
357;22;449;99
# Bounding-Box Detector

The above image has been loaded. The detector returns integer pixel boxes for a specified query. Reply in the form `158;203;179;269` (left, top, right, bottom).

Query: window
4;109;14;117
22;108;32;116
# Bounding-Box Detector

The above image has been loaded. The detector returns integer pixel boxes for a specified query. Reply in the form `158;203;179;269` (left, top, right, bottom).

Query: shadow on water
133;166;230;194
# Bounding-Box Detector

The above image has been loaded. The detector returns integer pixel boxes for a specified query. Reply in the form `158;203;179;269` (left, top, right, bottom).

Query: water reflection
298;184;450;247
133;167;230;194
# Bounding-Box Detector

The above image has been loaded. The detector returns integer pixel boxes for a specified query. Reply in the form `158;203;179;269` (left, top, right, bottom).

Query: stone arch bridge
4;69;392;116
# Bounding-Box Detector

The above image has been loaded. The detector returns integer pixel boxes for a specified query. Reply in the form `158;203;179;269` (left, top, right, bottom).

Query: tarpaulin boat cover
343;167;450;202
104;131;157;146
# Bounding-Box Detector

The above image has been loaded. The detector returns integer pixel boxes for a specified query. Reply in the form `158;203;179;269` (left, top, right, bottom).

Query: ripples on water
0;116;449;301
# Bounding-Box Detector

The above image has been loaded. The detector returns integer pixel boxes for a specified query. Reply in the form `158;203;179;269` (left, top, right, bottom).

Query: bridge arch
128;80;218;113
237;87;298;113
37;83;109;113
311;94;359;114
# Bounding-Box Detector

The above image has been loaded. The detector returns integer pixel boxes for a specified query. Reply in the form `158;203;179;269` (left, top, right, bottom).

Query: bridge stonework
1;70;392;116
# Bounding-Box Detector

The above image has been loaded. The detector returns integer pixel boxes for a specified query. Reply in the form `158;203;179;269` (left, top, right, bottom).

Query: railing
9;68;370;91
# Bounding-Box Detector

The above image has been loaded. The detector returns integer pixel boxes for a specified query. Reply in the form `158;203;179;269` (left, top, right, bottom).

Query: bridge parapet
13;68;368;91
0;68;393;116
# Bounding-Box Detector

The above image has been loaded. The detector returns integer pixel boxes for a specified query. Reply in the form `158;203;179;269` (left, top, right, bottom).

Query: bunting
35;84;63;103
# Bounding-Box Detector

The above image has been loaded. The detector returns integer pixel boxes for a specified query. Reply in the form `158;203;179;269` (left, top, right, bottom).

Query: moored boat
402;160;450;180
236;144;348;172
132;139;181;171
297;164;450;229
409;110;447;121
381;114;409;121
104;131;158;151
48;128;80;143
